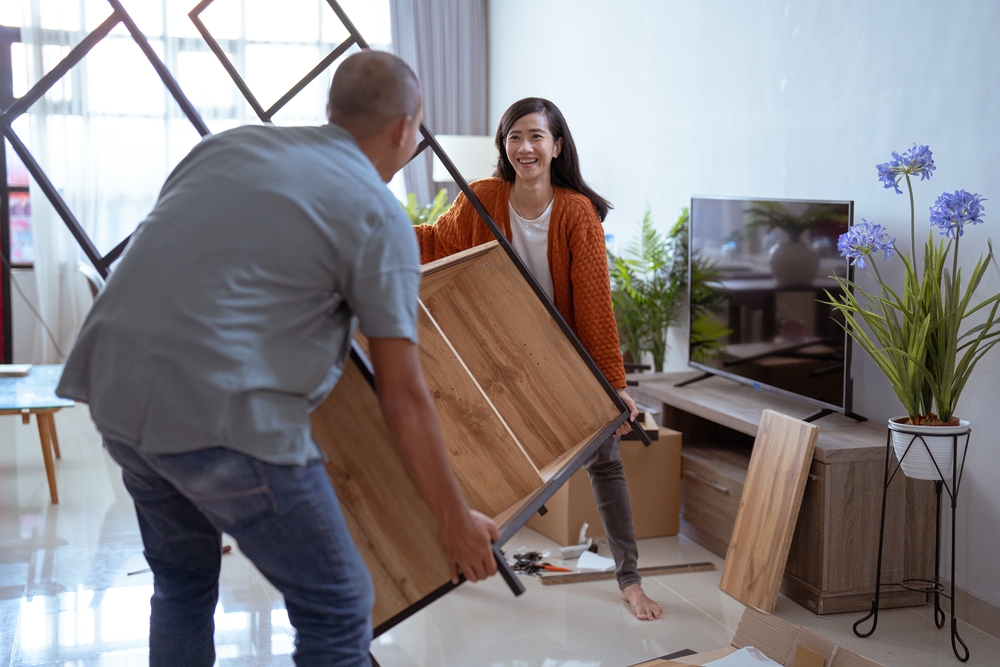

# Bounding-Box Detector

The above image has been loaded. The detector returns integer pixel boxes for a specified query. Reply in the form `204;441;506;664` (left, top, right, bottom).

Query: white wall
490;0;1000;609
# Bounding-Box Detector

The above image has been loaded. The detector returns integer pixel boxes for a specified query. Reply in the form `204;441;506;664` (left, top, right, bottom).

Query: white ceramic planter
888;417;970;481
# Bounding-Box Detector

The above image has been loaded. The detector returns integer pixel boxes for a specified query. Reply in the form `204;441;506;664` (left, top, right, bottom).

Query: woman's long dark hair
493;97;612;222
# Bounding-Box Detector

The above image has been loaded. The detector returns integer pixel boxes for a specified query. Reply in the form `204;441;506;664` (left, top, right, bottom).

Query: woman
415;98;662;621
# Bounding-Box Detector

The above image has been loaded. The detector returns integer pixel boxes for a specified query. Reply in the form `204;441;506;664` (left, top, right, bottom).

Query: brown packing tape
783;628;835;666
792;644;828;667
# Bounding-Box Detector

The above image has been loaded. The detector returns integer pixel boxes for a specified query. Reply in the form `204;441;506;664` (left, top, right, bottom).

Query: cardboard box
527;427;681;545
631;607;884;667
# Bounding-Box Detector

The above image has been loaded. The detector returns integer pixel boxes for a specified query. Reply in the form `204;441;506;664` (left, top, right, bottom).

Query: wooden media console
632;372;935;615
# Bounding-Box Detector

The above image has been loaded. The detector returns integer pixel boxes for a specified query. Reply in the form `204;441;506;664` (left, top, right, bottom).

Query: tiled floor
2;407;997;666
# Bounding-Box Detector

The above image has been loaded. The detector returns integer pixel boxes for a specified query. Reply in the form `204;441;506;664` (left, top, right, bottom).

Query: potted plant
403;188;451;226
748;201;848;287
609;208;730;372
826;144;1000;480
609;209;680;373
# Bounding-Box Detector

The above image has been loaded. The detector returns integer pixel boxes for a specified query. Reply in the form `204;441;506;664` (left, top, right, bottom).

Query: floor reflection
15;584;294;664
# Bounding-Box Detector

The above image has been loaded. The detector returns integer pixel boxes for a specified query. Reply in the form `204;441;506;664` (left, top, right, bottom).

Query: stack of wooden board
312;241;625;632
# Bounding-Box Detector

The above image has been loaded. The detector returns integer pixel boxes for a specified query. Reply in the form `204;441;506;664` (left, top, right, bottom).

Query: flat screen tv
686;196;860;420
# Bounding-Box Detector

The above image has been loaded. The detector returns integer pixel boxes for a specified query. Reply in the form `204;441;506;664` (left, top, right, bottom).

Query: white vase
769;240;820;287
888;417;970;481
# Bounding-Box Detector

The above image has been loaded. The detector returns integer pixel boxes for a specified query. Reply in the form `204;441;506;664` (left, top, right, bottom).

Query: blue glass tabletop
0;365;75;411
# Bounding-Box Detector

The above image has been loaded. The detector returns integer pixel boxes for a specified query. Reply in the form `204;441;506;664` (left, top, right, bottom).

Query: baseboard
679;517;728;559
780;571;924;615
940;579;1000;640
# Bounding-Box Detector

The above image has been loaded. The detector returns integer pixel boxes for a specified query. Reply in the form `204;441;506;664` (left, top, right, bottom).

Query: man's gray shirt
57;123;420;465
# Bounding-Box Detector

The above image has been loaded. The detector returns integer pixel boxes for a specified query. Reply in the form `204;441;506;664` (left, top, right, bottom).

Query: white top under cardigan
508;199;555;300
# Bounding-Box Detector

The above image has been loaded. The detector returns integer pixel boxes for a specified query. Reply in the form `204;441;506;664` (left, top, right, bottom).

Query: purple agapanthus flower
838;220;896;269
876;144;936;194
929;190;986;239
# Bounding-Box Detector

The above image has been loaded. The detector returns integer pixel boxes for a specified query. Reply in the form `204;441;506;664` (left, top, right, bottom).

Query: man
56;51;498;667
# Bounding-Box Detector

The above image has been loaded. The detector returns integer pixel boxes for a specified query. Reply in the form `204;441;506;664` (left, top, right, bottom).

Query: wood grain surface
419;243;493;300
311;361;451;629
422;243;619;469
720;409;819;613
416;303;543;517
636;372;888;463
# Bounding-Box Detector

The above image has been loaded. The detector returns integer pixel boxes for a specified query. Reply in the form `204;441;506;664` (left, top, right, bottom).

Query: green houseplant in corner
609;208;730;372
826;144;1000;480
608;209;680;373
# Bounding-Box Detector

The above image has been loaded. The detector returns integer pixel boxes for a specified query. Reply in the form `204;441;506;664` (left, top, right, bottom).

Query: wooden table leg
45;413;61;459
36;413;59;504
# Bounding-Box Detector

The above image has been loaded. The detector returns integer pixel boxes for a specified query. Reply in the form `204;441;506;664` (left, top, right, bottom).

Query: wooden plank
419;241;495;300
311;361;451;629
637;372;888;464
423;243;619;469
416;304;543;518
720;410;819;613
538;561;715;585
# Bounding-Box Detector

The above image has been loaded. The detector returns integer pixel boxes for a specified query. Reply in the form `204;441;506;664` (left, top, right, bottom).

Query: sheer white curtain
390;0;489;205
22;2;96;363
18;0;393;363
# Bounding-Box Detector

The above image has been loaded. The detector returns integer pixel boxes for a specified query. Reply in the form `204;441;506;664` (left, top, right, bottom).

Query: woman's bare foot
620;583;662;620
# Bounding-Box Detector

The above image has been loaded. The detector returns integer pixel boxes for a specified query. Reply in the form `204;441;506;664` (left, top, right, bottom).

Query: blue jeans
104;439;374;667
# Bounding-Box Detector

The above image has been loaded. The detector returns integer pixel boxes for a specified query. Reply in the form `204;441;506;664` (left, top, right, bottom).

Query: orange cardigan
415;178;626;390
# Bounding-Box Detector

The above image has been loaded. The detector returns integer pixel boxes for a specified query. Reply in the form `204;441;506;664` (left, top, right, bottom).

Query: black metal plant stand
853;423;971;662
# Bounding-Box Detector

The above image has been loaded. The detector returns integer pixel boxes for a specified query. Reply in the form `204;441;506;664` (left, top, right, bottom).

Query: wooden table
0;365;74;503
631;371;936;615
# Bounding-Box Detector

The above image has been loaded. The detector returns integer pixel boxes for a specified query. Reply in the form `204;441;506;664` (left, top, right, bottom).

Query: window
2;0;400;267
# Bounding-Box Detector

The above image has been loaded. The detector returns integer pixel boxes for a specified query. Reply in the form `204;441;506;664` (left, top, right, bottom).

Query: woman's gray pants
583;435;641;590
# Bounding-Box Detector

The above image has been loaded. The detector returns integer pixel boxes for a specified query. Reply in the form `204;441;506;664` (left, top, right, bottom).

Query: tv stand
802;407;867;423
632;370;933;615
673;372;713;388
675;372;868;423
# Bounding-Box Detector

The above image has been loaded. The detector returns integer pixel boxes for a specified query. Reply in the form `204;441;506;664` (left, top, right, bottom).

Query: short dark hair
493;97;612;222
328;51;421;137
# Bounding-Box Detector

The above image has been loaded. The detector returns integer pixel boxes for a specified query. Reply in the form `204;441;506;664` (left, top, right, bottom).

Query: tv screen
688;196;855;413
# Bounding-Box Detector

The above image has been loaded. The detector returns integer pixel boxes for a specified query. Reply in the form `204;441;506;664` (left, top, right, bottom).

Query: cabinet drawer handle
682;470;730;495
